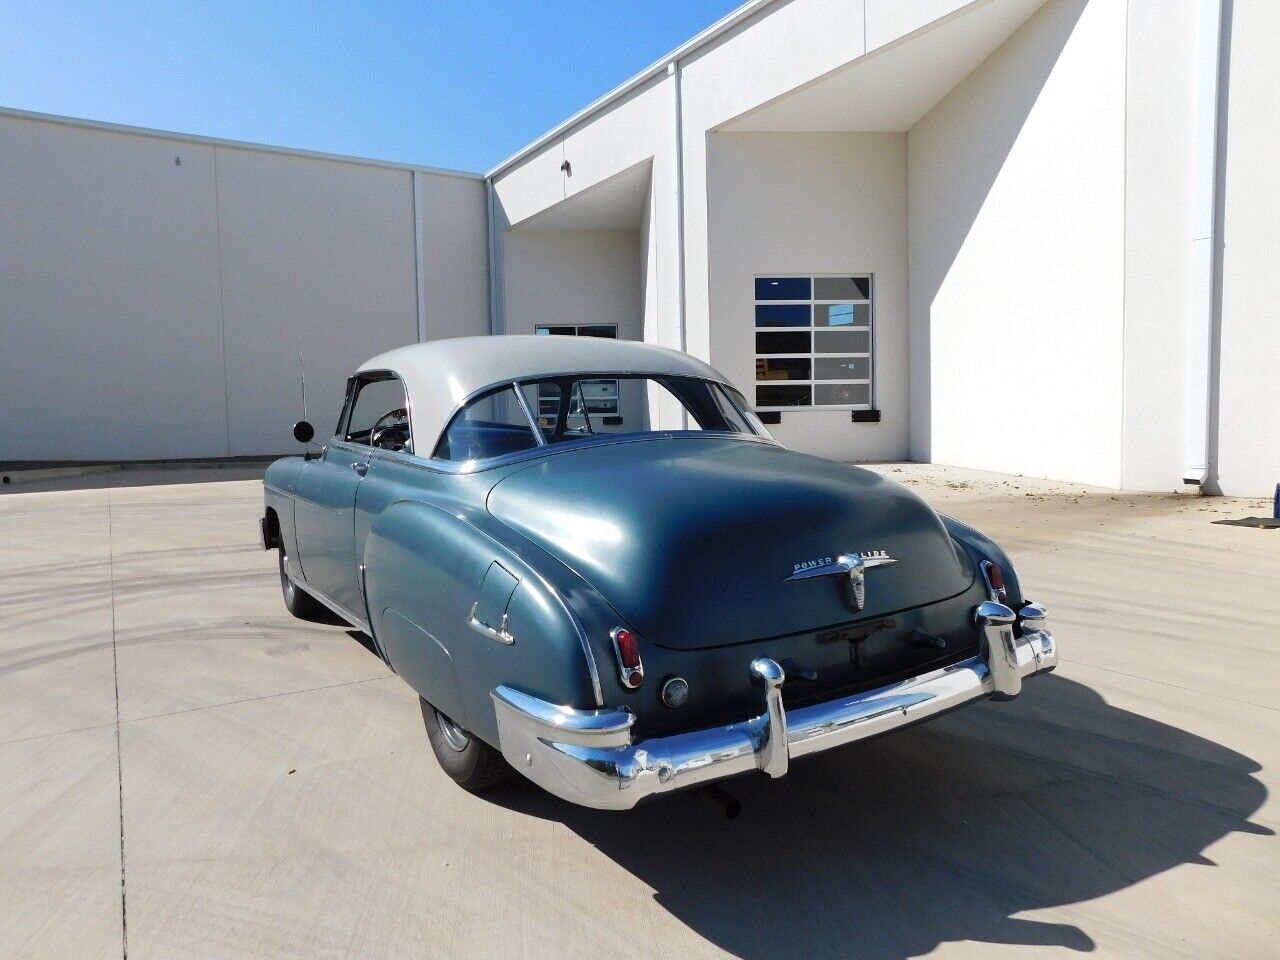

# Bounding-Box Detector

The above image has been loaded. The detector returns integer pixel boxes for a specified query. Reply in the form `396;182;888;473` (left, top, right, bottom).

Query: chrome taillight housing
611;626;644;689
980;560;1008;602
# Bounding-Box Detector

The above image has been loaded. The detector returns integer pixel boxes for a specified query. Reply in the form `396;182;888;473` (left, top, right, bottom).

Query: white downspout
412;170;428;342
669;60;687;356
485;177;502;336
1184;0;1225;485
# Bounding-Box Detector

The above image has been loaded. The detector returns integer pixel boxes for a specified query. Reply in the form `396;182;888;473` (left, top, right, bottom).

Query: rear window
433;375;766;463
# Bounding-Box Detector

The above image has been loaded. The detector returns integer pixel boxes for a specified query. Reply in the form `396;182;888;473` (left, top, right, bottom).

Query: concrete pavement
1;463;1276;959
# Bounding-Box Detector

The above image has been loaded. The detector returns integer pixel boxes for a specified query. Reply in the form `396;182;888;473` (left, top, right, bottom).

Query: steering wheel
370;408;409;451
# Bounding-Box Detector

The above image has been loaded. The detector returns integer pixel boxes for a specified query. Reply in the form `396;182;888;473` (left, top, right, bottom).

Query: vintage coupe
261;336;1056;809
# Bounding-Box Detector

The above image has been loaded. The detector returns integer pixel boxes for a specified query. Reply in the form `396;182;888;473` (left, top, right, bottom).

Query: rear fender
940;515;1024;608
362;500;600;748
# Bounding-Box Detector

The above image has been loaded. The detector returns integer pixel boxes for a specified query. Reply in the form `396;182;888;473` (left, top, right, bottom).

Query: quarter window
753;275;873;410
433;385;540;462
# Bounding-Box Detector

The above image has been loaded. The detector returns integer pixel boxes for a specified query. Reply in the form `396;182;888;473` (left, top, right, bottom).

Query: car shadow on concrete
490;674;1271;959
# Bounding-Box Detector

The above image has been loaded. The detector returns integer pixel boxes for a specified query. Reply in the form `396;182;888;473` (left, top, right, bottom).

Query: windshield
433;375;771;463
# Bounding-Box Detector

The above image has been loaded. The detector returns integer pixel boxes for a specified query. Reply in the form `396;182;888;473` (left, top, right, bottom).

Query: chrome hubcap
435;709;471;751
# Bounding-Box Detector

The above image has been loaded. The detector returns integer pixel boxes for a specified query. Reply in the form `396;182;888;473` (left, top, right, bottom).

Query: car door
293;372;405;615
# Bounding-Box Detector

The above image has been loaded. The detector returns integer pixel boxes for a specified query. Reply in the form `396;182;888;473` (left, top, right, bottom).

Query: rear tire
278;548;327;621
421;698;511;792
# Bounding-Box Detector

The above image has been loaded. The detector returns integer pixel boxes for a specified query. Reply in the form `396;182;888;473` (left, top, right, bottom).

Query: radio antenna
297;338;308;421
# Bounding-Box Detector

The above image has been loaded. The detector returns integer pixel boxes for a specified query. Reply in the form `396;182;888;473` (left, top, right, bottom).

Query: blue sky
0;1;742;172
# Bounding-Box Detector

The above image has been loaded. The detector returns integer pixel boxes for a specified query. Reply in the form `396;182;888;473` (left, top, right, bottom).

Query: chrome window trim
429;372;773;469
340;368;416;454
511;380;547;446
402;430;778;475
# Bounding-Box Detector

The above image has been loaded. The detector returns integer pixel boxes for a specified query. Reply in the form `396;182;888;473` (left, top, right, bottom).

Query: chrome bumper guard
492;602;1056;810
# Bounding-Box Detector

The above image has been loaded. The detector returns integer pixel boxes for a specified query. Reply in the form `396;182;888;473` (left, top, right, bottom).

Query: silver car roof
357;335;727;452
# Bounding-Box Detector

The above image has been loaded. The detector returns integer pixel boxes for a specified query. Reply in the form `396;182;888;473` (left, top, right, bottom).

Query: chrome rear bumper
492;603;1056;810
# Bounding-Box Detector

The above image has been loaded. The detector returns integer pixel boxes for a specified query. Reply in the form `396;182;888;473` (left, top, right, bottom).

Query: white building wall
500;229;644;341
213;148;419;454
1215;0;1280;496
492;76;679;355
678;0;870;365
907;0;1127;487
707;132;910;462
0;111;488;462
1121;0;1197;492
420;175;492;343
0;115;228;461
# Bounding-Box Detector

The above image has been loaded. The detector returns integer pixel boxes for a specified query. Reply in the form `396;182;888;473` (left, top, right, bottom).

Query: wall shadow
491;674;1270;959
907;0;1089;461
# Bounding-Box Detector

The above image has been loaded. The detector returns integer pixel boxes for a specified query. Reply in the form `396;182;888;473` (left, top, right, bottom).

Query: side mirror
293;420;315;444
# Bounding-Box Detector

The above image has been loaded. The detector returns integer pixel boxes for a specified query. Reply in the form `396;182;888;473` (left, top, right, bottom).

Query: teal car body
262;336;1056;809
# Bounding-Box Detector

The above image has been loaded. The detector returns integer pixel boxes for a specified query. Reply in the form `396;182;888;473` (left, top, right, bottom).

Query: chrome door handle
351;461;368;476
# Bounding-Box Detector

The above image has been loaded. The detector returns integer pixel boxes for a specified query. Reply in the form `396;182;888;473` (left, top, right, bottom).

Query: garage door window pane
813;277;871;300
755;304;811;327
755;277;811;300
815;303;870;327
814;383;871;406
814;356;869;380
815;330;870;353
757;384;812;407
756;331;811;354
756;358;811;381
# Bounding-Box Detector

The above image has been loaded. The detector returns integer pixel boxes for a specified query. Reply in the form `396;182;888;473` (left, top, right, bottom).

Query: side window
345;376;411;452
434;385;539;462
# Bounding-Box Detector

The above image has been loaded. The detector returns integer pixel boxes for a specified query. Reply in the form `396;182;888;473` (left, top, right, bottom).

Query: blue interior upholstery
436;420;538;461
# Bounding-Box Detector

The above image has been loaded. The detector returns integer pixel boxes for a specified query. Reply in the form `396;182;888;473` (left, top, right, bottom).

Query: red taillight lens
611;627;643;688
614;628;640;668
985;562;1007;600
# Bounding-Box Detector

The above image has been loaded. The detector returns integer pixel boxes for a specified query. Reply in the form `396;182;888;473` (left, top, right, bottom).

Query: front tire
421;698;510;792
278;548;326;621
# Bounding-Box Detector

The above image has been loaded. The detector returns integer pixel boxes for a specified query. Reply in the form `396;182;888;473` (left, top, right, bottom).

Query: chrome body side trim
492;606;1057;810
357;562;389;664
518;564;604;708
284;556;371;634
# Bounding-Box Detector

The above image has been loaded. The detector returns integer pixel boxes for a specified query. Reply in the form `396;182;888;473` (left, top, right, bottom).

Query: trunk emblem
785;551;898;612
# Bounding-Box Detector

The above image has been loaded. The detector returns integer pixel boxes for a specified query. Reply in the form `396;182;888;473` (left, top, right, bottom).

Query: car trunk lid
486;437;972;651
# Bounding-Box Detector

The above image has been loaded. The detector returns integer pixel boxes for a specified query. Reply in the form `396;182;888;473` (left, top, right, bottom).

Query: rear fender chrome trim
467;601;515;645
357;562;391;664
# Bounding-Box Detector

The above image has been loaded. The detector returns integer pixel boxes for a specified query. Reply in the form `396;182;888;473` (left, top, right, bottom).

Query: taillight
611;627;644;689
982;561;1008;601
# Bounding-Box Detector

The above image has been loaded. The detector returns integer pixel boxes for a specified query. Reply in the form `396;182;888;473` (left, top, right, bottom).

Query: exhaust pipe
699;784;742;819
